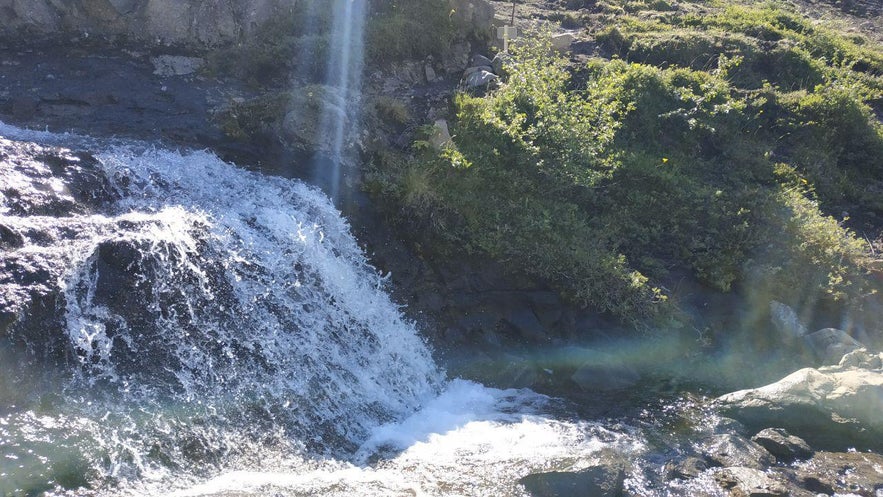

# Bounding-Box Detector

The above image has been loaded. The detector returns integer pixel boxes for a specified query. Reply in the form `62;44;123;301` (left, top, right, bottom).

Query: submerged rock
570;359;640;392
519;465;625;497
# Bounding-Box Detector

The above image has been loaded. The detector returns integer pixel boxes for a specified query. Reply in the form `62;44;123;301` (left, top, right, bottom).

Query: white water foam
171;380;643;497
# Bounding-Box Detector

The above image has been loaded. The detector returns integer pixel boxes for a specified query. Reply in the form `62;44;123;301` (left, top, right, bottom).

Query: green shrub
368;30;881;326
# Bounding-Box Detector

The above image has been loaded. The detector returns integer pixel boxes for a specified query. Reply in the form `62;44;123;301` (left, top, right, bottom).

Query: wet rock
750;428;813;461
769;301;807;342
803;328;866;364
495;356;540;389
0;139;116;217
717;364;883;451
790;451;883;496
519;465;625;497
697;434;775;469
712;467;789;497
282;85;351;155
664;456;708;480
0;224;25;250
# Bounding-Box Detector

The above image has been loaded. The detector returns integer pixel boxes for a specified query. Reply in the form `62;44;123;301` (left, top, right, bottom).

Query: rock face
716;360;883;450
0;0;296;47
0;138;117;348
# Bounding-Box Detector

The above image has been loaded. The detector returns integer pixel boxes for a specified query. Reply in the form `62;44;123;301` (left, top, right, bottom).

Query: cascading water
0;124;657;496
311;0;367;204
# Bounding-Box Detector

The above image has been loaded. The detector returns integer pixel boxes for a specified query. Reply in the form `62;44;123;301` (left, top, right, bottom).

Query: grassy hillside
367;0;883;330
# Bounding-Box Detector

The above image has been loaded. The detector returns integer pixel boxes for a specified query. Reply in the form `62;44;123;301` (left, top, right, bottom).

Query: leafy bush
368;29;881;326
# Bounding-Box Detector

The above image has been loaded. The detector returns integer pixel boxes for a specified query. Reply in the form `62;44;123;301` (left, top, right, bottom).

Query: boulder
449;0;494;36
282;85;348;154
750;428;813;461
0;224;25;250
716;363;883;451
550;33;575;51
464;65;494;77
802;328;865;364
519;465;625;497
696;434;775;469
838;348;883;369
424;63;437;83
470;54;494;68
492;52;511;76
427;119;453;151
464;69;498;89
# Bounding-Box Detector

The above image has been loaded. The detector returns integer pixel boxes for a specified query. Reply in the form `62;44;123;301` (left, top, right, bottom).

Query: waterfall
312;0;367;204
0;123;648;496
0;124;443;491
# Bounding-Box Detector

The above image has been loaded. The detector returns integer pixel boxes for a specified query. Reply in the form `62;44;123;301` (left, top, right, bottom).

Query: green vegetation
368;1;883;326
365;0;486;64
